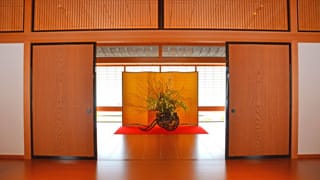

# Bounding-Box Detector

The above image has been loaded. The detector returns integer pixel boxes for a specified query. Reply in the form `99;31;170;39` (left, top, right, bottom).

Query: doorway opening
95;45;226;160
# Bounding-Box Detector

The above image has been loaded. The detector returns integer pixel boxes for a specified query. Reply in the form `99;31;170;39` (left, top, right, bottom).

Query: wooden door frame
30;42;97;159
225;42;292;159
22;40;300;160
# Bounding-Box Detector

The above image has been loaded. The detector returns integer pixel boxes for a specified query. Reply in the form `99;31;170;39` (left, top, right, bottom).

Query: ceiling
96;46;226;57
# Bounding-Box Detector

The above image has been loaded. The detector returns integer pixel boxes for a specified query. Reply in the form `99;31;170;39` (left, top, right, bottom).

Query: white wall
298;43;320;154
0;44;24;155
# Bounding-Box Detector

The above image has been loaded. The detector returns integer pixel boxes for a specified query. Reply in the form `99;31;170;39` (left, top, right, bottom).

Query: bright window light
96;66;124;106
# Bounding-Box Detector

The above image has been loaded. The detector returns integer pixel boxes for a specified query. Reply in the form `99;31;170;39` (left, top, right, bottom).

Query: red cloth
114;125;208;135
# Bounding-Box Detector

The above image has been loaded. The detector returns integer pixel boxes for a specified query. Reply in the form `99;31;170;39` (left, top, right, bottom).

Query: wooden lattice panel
0;0;24;32
33;0;158;31
164;0;288;31
298;0;320;31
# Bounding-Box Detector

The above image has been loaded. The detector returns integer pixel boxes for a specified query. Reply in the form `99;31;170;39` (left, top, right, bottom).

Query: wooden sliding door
32;43;96;158
227;43;290;158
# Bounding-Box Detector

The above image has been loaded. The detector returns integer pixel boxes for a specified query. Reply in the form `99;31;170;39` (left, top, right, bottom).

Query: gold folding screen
298;0;320;31
123;72;198;127
164;0;289;30
33;0;158;31
0;0;24;32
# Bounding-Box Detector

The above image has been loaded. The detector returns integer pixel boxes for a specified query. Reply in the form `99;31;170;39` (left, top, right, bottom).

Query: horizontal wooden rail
198;106;225;111
297;154;320;159
0;155;24;160
96;107;122;111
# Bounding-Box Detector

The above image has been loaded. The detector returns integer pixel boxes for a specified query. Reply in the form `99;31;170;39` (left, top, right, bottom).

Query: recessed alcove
95;45;226;160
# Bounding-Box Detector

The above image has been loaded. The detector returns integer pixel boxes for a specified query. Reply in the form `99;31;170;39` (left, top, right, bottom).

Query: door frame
30;42;97;159
28;41;293;160
225;42;292;159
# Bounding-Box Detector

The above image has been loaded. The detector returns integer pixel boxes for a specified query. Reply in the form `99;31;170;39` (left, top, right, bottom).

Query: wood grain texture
33;0;158;31
24;42;32;159
0;0;24;32
32;44;95;157
98;122;225;160
2;30;320;44
228;44;290;157
298;0;320;31
297;154;320;159
291;41;298;159
0;0;315;160
0;155;24;160
165;0;288;30
290;0;298;32
2;158;320;180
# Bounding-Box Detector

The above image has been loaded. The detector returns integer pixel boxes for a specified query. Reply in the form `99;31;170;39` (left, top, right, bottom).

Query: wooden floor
1;158;320;180
97;122;225;160
1;123;319;179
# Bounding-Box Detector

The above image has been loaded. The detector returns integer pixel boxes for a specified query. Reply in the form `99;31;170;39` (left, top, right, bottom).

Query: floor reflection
97;122;225;160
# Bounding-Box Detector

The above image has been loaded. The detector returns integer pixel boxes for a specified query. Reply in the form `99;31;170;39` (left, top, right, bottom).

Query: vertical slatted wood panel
33;0;158;31
0;0;24;32
298;0;320;31
164;0;288;31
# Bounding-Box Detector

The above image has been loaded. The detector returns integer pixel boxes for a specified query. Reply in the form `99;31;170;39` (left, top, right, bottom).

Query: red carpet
114;125;208;135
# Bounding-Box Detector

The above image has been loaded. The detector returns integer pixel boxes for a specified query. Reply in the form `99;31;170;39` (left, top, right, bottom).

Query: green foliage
146;78;187;115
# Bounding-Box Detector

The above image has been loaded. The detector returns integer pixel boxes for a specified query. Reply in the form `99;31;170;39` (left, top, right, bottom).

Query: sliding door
32;43;96;158
227;43;290;158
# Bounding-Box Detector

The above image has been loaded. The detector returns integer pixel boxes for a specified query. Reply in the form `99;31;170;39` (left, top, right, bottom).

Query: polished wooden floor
1;122;319;179
1;158;320;180
97;122;225;160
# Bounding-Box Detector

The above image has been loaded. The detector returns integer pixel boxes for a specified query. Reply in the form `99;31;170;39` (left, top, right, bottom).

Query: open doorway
95;45;226;160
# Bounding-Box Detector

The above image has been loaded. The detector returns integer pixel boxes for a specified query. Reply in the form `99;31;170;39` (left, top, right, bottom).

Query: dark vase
156;111;179;131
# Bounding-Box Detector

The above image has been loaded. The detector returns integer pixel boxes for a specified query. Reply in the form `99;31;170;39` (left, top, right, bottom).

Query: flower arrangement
142;78;187;131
